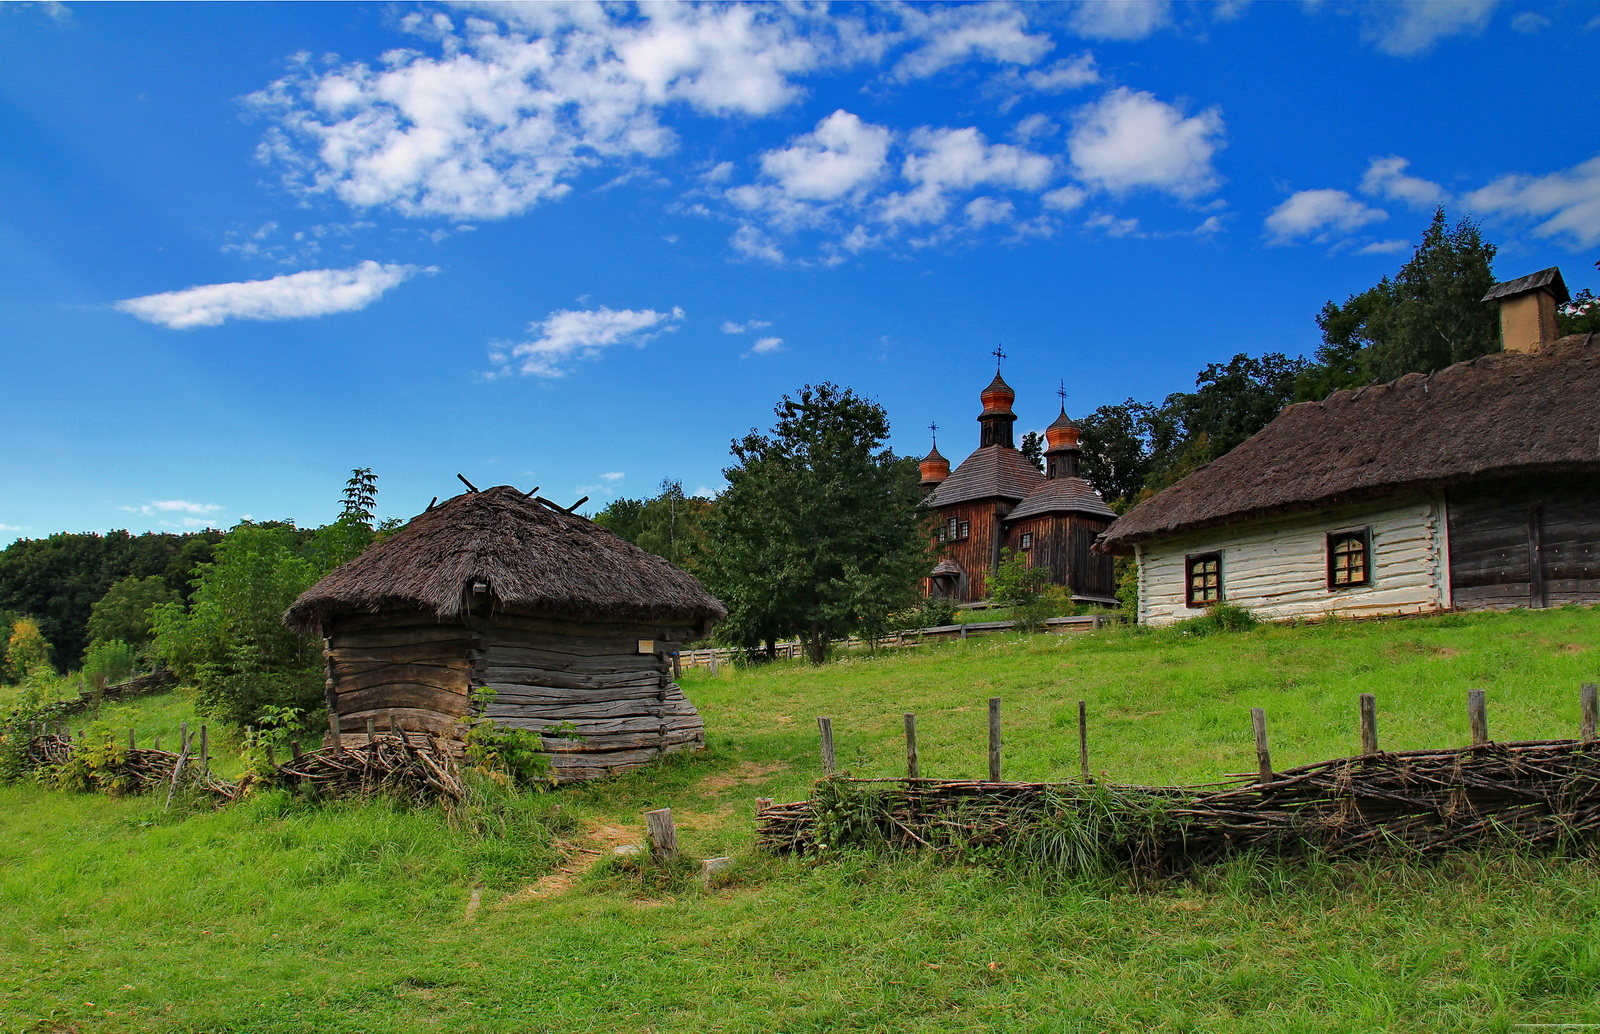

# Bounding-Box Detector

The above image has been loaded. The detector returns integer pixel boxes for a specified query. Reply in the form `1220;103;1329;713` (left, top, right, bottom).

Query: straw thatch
284;486;726;635
1098;335;1600;552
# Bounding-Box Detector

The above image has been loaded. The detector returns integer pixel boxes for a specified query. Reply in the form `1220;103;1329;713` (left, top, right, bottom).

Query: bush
990;549;1051;631
917;595;958;629
80;639;137;692
1169;603;1259;637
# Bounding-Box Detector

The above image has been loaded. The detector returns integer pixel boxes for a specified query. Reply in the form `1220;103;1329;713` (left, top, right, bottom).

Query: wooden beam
1078;700;1091;783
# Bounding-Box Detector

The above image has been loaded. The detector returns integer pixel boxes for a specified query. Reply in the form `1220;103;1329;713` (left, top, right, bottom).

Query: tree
1078;400;1163;508
1018;431;1045;473
702;383;931;664
1307;208;1498;391
4;617;53;682
1559;262;1600;336
595;481;713;569
86;575;178;653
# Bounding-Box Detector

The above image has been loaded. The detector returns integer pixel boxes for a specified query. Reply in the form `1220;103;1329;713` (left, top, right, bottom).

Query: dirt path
491;824;642;910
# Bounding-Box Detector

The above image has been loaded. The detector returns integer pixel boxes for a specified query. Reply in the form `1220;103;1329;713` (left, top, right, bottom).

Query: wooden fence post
291;739;302;759
327;710;342;752
153;734;161;751
128;728;136;751
199;725;209;773
644;808;678;864
1469;689;1488;746
1252;707;1272;784
180;723;188;756
1078;700;1091;783
365;717;377;744
904;713;920;778
1359;693;1378;755
817;716;836;776
988;697;1002;782
1581;683;1597;741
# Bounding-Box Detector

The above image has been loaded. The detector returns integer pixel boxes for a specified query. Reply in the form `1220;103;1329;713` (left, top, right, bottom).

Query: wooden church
920;368;1118;604
283;485;726;780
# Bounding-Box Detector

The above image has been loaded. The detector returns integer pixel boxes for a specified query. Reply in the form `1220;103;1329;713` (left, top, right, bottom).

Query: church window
1019;532;1033;550
947;517;958;541
1186;552;1222;606
1327;529;1372;589
958;521;970;539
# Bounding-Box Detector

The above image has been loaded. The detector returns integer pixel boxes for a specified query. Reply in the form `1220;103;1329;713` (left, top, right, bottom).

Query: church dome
1045;408;1081;450
979;371;1016;416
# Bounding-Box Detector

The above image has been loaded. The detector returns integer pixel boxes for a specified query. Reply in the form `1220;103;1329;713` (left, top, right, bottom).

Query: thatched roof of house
284;486;726;634
1098;335;1600;553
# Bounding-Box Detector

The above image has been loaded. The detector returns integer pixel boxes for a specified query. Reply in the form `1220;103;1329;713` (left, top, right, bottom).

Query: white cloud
600;471;625;482
749;336;784;354
1042;185;1088;212
1085;212;1140;237
1068;88;1224;198
880;127;1054;225
1465;155;1600;248
1510;11;1550;33
493;304;684;377
1362;0;1497;56
117;261;424;329
1068;1;1171;40
1265;189;1388;242
1023;53;1102;92
729;224;785;262
964;196;1015;228
893;4;1054;80
1356;238;1411;255
721;318;771;334
1360;156;1448;207
121;500;224;518
758;110;890;202
692;485;717;500
0;523;24;533
1012;113;1057;142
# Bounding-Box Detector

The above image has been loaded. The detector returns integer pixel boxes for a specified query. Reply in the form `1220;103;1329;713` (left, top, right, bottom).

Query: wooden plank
487;628;664;657
1078;700;1090;782
1528;506;1547;609
335;684;472;717
327;642;470;665
491;612;695;640
330;611;467;635
329;627;478;650
1252;707;1272;784
482;666;664;690
1469;689;1489;746
485;698;666;721
332;663;470;694
483;645;662;674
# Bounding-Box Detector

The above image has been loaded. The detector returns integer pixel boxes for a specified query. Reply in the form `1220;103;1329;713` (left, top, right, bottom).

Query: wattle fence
757;684;1600;873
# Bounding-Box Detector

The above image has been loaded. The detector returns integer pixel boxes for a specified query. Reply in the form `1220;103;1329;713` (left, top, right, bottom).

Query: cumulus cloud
120;500;224;519
1356;238;1411;255
880;127;1054;225
117;261;424;329
1068;0;1171;40
749;335;784;355
1068;87;1225;198
729;224;785;262
1465;155;1600;247
721;318;771;334
1265;189;1388;242
600;471;625;482
758;110;891;202
1023;53;1102;92
1360;156;1448;207
492;304;684;377
893;4;1053;80
1362;0;1497;56
1042;185;1088;212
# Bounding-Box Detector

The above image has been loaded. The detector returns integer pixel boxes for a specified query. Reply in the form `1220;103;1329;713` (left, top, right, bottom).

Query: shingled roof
1482;266;1569;305
284;486;726;635
1098;335;1600;553
1008;476;1116;521
925;445;1044;507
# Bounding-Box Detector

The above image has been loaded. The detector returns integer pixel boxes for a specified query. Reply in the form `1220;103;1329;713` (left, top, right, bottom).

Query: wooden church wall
1011;515;1116;601
932;500;1005;601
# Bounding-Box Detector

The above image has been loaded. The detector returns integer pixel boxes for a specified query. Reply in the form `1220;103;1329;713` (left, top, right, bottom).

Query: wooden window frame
946;517;958;542
958;521;970;540
1019;531;1033;551
1185;552;1223;607
1326;528;1373;591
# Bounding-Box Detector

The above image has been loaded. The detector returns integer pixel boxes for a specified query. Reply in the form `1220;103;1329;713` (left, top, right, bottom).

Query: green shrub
1169;602;1259;637
80;639;137;692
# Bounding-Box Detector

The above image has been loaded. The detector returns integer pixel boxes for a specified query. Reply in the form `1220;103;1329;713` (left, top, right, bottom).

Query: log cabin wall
930;499;1009;601
1013;514;1117;601
1136;494;1446;626
478;611;706;780
1447;475;1600;610
324;612;475;746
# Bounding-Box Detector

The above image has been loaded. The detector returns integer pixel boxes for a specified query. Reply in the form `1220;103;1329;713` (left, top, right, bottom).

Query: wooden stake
365;717;377;744
817;716;836;775
1078;700;1091;783
644;808;678;864
904;713;920;778
1581;683;1597;741
328;709;342;752
291;739;302;759
1359;693;1378;755
988;697;1002;782
754;797;772;813
1252;707;1272;784
153;734;161;751
1469;689;1488;746
128;728;136;751
199;725;209;773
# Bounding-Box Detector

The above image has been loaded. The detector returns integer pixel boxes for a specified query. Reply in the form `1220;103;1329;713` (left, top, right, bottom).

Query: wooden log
1360;693;1378;755
904;713;920;778
329;662;470;694
988;698;1002;782
1252;707;1272;784
1078;700;1090;783
644;808;678;863
1469;689;1488;746
1582;683;1597;741
818;716;836;776
335;684;471;717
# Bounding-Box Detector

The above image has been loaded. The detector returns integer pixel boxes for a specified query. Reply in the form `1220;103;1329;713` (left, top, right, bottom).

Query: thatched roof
1098;335;1600;553
284;486;726;634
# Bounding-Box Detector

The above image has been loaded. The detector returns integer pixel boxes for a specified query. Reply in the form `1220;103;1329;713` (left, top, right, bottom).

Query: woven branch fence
758;684;1600;872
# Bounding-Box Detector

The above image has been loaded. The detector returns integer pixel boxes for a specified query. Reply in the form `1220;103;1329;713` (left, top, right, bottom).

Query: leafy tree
1559;263;1600;336
990;549;1050;630
594;481;713;569
150;522;324;727
1019;431;1045;473
1306;208;1498;393
4;617;53;682
592;497;648;543
702;383;931;665
80;639;137;691
340;467;378;525
86;575;178;653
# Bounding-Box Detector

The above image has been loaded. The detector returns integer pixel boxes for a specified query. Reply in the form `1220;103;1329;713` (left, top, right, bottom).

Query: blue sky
2;0;1597;544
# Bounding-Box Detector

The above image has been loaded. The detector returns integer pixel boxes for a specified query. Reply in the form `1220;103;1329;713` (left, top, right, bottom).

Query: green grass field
3;607;1600;1032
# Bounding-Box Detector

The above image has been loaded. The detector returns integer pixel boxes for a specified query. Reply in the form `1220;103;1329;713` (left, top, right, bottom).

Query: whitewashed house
1097;269;1599;627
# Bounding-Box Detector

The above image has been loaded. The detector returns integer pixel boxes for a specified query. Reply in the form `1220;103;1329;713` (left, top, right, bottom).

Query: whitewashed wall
1135;492;1449;626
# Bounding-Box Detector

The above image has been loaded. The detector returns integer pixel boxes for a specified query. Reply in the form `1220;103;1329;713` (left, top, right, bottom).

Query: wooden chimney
1483;267;1569;354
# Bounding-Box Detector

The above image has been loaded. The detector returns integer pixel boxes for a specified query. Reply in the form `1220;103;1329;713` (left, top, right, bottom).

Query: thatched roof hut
285;486;726;779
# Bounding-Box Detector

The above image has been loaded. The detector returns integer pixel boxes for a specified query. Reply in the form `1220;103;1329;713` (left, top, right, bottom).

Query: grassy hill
3;607;1599;1032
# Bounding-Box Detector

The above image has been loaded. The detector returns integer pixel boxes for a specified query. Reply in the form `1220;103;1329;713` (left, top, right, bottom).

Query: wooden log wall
480;612;705;780
324;613;475;748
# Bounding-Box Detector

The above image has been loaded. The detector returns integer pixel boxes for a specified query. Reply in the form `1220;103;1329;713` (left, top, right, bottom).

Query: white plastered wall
1137;492;1446;626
